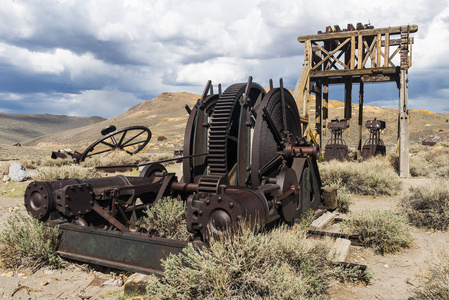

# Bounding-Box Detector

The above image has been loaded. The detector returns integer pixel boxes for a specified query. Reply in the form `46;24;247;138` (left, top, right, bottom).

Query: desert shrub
20;157;75;169
138;197;190;240
409;155;430;177
404;143;449;178
0;212;61;270
334;264;374;285
80;151;156;168
342;210;413;254
36;165;102;180
320;156;400;196
146;225;338;300
399;183;449;230
411;250;449;299
336;188;353;213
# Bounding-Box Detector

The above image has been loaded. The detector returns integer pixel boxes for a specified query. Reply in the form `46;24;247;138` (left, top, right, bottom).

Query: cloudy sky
0;0;447;118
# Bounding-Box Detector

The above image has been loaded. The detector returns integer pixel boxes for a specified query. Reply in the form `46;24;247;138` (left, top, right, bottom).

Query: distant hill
0;113;105;145
22;92;199;152
19;91;449;154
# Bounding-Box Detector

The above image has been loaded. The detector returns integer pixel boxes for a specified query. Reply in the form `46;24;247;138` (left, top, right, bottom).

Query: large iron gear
207;81;265;185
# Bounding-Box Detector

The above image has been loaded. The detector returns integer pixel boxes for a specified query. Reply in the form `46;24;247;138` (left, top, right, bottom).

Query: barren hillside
0;113;105;145
14;91;449;155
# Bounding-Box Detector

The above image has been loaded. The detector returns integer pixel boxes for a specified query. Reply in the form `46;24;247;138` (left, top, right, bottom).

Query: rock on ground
8;163;31;182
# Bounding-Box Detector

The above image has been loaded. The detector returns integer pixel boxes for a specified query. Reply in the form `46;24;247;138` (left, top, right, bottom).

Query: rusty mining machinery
24;77;336;275
324;119;349;161
362;119;386;160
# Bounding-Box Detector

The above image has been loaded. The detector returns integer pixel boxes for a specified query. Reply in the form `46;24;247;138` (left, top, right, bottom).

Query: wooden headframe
294;23;418;177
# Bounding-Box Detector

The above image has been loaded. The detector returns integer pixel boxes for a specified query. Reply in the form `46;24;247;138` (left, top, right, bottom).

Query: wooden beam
297;25;418;42
344;77;352;120
315;82;322;149
376;33;382;67
384;33;390;68
362;37;377;67
309;67;398;78
399;69;409;177
357;81;364;160
351;36;356;69
358;35;363;69
323;81;329;137
311;38;350;71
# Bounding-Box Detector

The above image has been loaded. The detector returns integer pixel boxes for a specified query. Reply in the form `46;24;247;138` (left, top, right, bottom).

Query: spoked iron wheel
251;87;302;188
79;126;151;162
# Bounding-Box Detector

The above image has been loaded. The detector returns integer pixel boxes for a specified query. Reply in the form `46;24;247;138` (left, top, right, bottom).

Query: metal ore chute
324;119;349;161
362;119;386;160
24;77;336;275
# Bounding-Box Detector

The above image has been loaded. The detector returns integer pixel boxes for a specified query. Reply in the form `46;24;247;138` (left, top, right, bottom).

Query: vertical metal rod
242;76;253;106
269;79;273;90
218;84;222;96
200;80;212;107
279;78;288;136
210;84;214;95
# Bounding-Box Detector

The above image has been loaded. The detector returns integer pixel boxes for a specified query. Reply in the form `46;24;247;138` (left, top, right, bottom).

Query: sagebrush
0;212;61;270
342;210;413;254
146;223;368;300
399;182;449;230
319;156;400;196
406;143;449;178
138;197;190;240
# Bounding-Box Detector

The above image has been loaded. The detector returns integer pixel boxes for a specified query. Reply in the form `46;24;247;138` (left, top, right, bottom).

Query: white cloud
0;0;447;117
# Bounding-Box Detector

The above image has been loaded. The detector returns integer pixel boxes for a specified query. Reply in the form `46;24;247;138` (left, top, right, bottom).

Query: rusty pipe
286;144;320;160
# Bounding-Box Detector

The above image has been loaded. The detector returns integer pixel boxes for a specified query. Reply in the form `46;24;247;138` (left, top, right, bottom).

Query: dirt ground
0;176;448;299
0;198;126;300
328;177;449;300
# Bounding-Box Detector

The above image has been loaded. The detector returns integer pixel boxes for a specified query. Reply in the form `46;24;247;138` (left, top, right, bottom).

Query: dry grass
20;157;75;169
0;212;61;271
80;150;172;168
341;210;413;255
399;182;449;231
36;165;103;181
411;250;449;299
0;161;10;176
320;156;400;196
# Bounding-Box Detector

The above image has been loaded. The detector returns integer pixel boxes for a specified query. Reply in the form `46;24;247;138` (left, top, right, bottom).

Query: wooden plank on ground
310;211;336;231
331;238;351;262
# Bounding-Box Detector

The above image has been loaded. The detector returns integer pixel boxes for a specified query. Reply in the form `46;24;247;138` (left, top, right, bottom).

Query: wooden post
358;34;363;69
357;80;364;160
399;69;409;177
323;80;329;136
315;81;322;149
384;33;390;67
344;77;352;135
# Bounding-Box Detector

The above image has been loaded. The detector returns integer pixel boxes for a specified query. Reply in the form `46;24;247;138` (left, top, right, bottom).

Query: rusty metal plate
55;223;188;275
